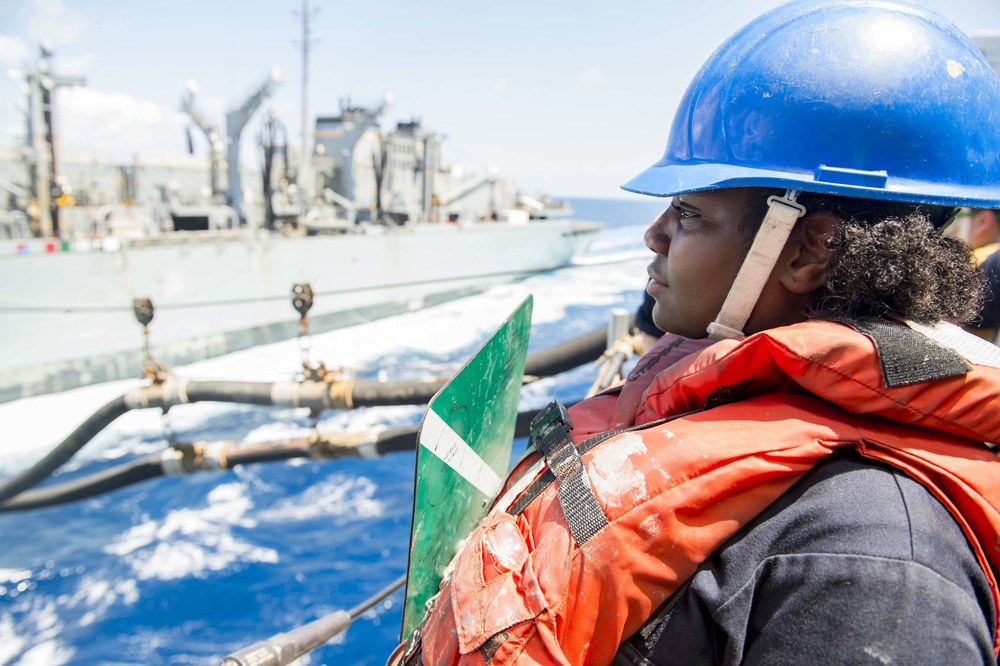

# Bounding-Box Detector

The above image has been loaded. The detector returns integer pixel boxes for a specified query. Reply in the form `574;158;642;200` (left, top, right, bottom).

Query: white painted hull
0;219;600;401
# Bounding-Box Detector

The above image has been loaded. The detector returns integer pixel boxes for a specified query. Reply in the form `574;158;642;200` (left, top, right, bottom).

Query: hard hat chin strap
706;189;806;340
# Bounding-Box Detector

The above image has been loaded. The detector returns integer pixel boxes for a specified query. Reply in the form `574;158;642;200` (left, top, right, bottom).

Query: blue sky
2;0;1000;199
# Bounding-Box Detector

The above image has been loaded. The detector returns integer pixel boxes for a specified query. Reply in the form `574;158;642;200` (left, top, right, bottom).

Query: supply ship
0;47;601;403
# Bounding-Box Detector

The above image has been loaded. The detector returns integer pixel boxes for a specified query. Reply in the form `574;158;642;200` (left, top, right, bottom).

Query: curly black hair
811;213;984;325
741;189;985;325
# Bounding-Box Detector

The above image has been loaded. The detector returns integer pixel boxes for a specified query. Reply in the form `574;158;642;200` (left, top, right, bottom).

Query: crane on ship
180;82;225;203
226;70;281;222
180;71;281;223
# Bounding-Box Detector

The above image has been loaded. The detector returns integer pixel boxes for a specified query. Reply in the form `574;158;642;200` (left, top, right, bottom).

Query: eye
671;202;697;220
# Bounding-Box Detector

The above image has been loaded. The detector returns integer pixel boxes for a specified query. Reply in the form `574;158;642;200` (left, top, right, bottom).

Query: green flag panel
401;295;533;638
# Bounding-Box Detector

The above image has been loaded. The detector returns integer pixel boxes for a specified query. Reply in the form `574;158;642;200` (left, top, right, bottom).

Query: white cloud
578;67;603;88
22;0;89;47
55;87;189;161
491;78;508;95
50;51;93;78
0;79;30;146
0;35;31;69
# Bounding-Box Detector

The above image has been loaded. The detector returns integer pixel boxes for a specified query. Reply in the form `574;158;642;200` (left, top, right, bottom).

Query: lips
647;263;668;290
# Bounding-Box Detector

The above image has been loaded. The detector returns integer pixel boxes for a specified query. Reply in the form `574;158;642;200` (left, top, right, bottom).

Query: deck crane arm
226;70;282;221
180;87;224;200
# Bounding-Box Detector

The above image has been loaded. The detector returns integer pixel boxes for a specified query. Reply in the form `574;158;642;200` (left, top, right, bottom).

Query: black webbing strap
510;468;555;517
818;313;970;387
529;401;609;546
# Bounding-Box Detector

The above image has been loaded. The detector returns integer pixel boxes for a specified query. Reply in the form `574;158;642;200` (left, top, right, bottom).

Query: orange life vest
411;318;1000;666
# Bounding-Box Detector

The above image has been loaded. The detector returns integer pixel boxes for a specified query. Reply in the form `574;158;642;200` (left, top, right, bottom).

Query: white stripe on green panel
420;409;504;498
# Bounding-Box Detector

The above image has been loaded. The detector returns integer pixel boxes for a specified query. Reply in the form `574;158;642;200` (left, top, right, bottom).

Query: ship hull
0;219;600;402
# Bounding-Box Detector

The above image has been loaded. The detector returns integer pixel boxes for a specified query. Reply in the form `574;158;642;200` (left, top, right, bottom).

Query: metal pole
35;49;52;238
41;75;59;236
300;0;312;201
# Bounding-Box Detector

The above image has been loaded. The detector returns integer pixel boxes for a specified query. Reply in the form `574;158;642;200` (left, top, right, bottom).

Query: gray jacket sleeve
613;451;996;665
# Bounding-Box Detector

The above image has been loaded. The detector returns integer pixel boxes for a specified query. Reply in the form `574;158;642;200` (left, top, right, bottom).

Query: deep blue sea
0;196;665;665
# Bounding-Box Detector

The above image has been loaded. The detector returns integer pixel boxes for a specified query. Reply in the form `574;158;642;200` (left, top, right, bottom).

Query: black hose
0;443;319;513
0;454;163;512
346;324;608;408
0;321;612;507
124;325;610;415
225;441;311;466
0;395;130;504
524;324;610;377
185;381;274;405
373;427;426;456
350;379;447;407
0;402;574;512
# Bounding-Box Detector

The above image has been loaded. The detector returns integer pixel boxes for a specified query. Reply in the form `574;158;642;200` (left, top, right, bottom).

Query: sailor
963;208;1000;264
395;0;1000;663
960;209;1000;342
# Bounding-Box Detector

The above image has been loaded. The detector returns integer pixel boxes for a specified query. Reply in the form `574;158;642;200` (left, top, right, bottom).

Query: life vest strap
531;401;609;546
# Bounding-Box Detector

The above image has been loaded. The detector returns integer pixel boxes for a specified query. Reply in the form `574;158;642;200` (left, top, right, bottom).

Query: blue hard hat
622;0;1000;208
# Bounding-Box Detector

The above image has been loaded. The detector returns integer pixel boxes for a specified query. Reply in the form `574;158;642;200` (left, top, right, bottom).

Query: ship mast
297;0;318;205
19;44;85;238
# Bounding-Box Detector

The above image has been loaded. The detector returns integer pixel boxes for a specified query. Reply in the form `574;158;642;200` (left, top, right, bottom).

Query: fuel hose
0;322;613;507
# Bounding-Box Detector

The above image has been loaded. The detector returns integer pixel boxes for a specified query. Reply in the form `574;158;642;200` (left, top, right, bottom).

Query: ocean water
0;196;666;666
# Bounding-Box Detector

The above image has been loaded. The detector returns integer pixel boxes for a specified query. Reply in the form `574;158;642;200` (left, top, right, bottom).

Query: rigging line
0;263;572;313
347;574;406;620
0;252;643;314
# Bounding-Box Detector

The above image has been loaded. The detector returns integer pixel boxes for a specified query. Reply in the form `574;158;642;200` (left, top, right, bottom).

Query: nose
644;208;671;255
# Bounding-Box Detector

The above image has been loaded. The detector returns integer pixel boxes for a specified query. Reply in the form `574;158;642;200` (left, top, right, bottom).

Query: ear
776;211;840;295
971;210;992;233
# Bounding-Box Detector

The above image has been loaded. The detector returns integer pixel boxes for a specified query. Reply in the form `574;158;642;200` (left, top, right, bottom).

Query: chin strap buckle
706;189;806;340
